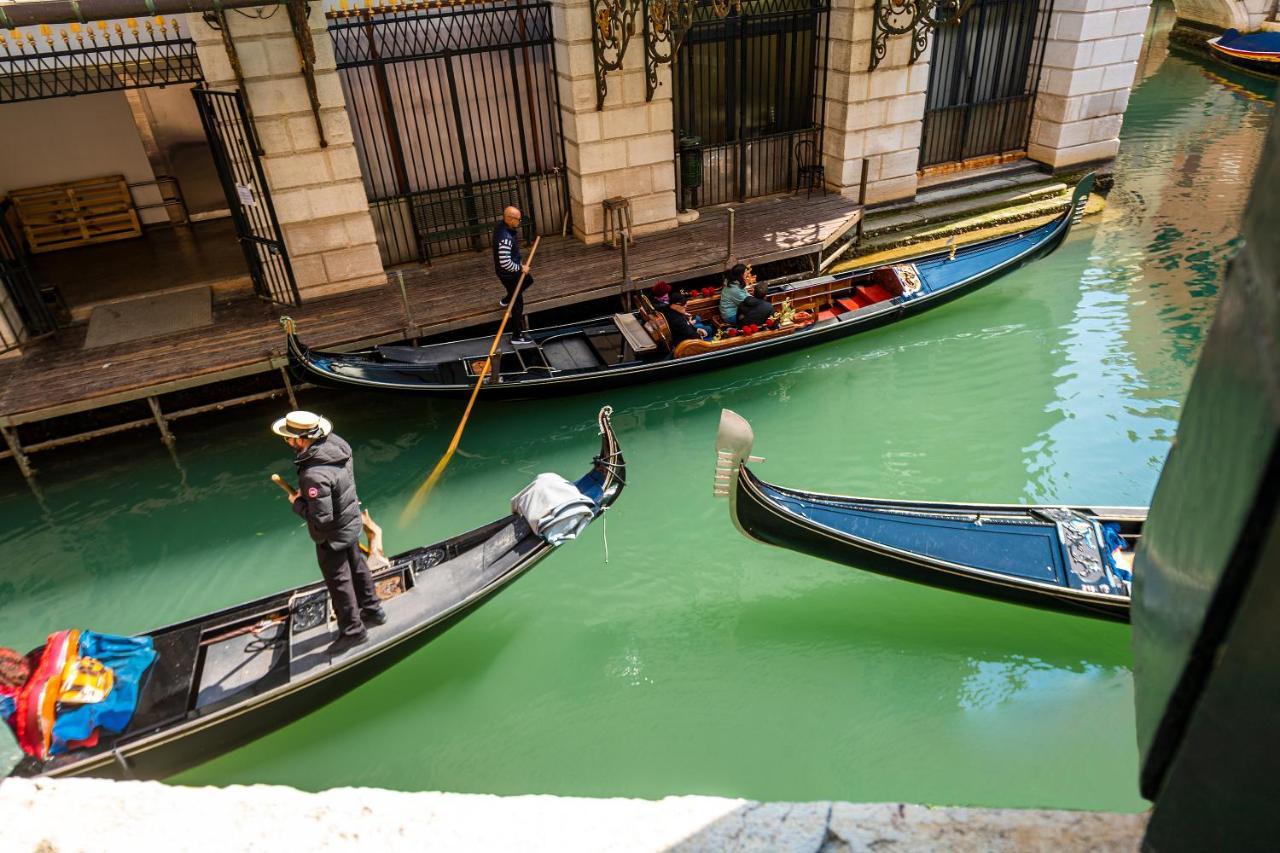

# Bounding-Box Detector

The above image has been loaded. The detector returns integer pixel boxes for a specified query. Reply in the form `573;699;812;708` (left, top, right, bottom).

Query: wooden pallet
10;175;142;254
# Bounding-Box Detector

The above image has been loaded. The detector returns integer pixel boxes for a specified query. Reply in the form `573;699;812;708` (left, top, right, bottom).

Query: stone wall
1173;0;1272;31
1028;0;1154;170
551;0;679;243
823;0;930;204
189;6;385;299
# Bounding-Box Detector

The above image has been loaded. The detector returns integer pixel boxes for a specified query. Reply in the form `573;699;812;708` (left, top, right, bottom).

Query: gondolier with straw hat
271;410;386;658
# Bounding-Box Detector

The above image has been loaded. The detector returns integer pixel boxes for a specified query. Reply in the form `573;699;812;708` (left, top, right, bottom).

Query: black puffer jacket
291;433;363;549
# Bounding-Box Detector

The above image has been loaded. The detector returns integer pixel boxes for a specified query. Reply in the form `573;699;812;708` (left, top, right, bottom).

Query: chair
793;139;825;198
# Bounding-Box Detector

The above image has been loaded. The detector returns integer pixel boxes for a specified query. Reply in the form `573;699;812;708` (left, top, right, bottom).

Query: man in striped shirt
493;206;532;314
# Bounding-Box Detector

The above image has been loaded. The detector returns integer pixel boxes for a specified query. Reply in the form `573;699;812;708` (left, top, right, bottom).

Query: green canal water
0;21;1272;810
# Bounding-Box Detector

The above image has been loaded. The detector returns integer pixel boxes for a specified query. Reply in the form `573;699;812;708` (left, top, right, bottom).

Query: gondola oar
400;237;542;525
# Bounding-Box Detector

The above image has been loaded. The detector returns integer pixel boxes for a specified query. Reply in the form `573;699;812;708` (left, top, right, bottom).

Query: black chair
793;138;826;198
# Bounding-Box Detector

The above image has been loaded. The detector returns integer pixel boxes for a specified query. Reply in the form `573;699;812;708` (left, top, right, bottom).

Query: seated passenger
651;280;672;307
1;630;156;760
719;264;751;325
659;291;709;349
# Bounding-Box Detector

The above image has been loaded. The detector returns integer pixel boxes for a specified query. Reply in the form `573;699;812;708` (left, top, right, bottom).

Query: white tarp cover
511;473;597;545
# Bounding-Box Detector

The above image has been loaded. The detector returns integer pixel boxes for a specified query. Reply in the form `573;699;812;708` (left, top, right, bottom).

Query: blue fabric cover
574;468;606;505
1100;522;1133;583
1219;28;1280;54
49;631;157;755
914;217;1059;294
0;695;13;724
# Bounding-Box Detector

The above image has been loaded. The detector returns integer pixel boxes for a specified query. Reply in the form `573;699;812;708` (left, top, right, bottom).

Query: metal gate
674;0;830;208
919;0;1053;169
0;199;57;353
328;2;568;265
193;88;300;307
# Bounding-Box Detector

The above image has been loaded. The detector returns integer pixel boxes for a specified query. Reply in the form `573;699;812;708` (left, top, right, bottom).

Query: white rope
601;511;609;565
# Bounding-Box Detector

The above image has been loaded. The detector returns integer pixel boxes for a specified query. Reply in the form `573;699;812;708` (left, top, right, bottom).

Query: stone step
915;158;1047;192
861;181;1069;238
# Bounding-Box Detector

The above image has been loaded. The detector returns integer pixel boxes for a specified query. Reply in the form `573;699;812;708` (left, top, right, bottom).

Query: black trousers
316;542;380;638
499;272;534;328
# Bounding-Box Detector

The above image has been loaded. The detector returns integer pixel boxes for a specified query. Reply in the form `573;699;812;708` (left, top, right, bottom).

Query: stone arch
1171;0;1272;31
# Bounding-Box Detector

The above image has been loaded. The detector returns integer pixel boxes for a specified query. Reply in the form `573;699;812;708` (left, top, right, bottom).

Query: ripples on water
0;8;1271;810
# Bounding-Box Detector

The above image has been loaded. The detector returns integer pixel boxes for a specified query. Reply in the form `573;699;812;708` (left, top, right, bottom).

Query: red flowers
701;286;718;297
726;328;741;338
763;317;778;330
741;324;760;335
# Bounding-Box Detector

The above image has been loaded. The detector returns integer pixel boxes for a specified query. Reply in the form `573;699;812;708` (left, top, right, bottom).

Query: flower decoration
726;328;741;338
741;324;760;335
700;286;718;298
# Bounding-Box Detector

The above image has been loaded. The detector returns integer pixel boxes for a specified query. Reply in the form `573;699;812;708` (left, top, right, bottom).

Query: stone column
822;0;929;204
1028;0;1152;170
551;0;678;243
188;6;384;299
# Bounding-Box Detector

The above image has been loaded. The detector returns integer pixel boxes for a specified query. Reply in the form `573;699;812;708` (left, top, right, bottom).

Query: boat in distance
1206;28;1280;78
9;408;624;780
714;409;1143;622
284;176;1094;399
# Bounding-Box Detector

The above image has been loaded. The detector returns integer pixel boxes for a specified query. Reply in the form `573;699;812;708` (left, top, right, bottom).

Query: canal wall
0;778;1147;852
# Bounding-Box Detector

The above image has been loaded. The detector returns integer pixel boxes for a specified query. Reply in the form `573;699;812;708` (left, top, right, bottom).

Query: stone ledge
0;778;1148;853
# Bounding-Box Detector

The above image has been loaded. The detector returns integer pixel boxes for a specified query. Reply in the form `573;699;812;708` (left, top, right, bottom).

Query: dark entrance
193;88;300;307
673;0;831;209
0;200;57;353
328;1;569;266
918;0;1053;169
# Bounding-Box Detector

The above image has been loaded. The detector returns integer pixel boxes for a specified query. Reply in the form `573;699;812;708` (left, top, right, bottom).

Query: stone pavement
0;778;1147;852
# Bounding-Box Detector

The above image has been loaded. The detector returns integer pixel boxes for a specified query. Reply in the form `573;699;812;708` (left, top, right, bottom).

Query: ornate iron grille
673;0;830;209
329;2;568;264
0;19;200;103
918;0;1052;168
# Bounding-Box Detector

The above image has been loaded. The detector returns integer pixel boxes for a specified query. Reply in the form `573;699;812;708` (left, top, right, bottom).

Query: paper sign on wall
235;184;257;207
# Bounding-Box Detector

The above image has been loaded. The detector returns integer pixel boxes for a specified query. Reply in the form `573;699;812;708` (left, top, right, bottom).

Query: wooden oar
270;473;296;497
275;473;380;559
399;236;542;525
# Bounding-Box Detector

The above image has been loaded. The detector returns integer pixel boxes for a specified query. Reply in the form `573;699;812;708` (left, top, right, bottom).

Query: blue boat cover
764;484;1069;586
914;217;1060;293
1218;28;1280;55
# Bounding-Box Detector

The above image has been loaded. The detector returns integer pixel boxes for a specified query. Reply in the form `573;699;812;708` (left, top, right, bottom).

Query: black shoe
362;607;388;627
499;297;511;308
326;632;369;657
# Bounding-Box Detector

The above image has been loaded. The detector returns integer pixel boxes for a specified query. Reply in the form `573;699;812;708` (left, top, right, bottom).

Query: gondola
8;407;624;780
1206;28;1280;78
284;175;1095;399
713;409;1143;622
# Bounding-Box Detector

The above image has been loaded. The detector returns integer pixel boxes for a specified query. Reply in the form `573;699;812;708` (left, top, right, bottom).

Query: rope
601;511;609;565
399;236;541;525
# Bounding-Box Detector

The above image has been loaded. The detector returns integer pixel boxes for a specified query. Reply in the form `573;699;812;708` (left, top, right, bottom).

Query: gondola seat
122;625;201;737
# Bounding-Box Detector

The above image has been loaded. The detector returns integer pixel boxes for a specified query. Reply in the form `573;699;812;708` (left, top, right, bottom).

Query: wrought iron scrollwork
643;0;697;102
869;0;974;72
592;0;641;110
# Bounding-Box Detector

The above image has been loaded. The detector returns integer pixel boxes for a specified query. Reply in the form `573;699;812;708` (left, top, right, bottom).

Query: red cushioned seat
858;284;893;303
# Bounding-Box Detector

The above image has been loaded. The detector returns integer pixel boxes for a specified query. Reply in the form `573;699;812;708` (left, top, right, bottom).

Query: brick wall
822;0;929;204
1029;0;1153;169
551;0;678;243
188;6;384;299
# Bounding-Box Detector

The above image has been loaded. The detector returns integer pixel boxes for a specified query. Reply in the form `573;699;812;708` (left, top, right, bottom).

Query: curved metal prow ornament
714;409;764;499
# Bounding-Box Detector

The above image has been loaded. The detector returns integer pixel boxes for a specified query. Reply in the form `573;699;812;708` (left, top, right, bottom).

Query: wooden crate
9;175;142;254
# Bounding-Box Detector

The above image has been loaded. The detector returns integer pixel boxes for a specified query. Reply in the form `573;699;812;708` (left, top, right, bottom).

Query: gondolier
272;411;386;656
494;205;533;315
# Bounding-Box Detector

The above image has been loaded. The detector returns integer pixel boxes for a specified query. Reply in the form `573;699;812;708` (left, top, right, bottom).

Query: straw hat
271;410;332;439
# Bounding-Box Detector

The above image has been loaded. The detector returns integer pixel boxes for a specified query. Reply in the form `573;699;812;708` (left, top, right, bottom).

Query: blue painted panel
767;488;1065;585
914;218;1060;293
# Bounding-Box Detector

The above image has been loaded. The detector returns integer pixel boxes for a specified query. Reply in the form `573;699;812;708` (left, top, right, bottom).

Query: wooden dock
0;193;860;467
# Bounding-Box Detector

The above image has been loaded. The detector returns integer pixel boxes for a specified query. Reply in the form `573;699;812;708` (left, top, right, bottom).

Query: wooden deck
0;193;861;429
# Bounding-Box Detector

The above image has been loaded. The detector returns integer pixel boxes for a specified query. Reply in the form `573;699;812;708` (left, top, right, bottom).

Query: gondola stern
1068;172;1096;226
594;406;627;508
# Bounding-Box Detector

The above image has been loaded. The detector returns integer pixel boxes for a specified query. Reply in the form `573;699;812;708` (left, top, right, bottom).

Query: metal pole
147;397;176;450
280;367;299;410
394;269;418;343
620;228;632;311
855;158;871;243
0;0;271;28
1;424;35;484
726;207;736;263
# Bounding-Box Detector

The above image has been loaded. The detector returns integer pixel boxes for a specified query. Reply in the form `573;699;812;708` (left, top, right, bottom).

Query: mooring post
1;424;35;484
394;269;418;343
279;366;299;410
855;159;870;243
147;397;176;450
726;207;736;262
620;228;633;311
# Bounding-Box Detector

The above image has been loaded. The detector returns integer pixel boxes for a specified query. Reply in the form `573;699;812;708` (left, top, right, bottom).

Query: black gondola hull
731;467;1134;622
286;177;1094;399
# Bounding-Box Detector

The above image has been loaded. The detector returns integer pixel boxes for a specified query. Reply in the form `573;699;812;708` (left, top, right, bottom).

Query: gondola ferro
713;409;1144;622
8;408;624;780
283;176;1095;399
